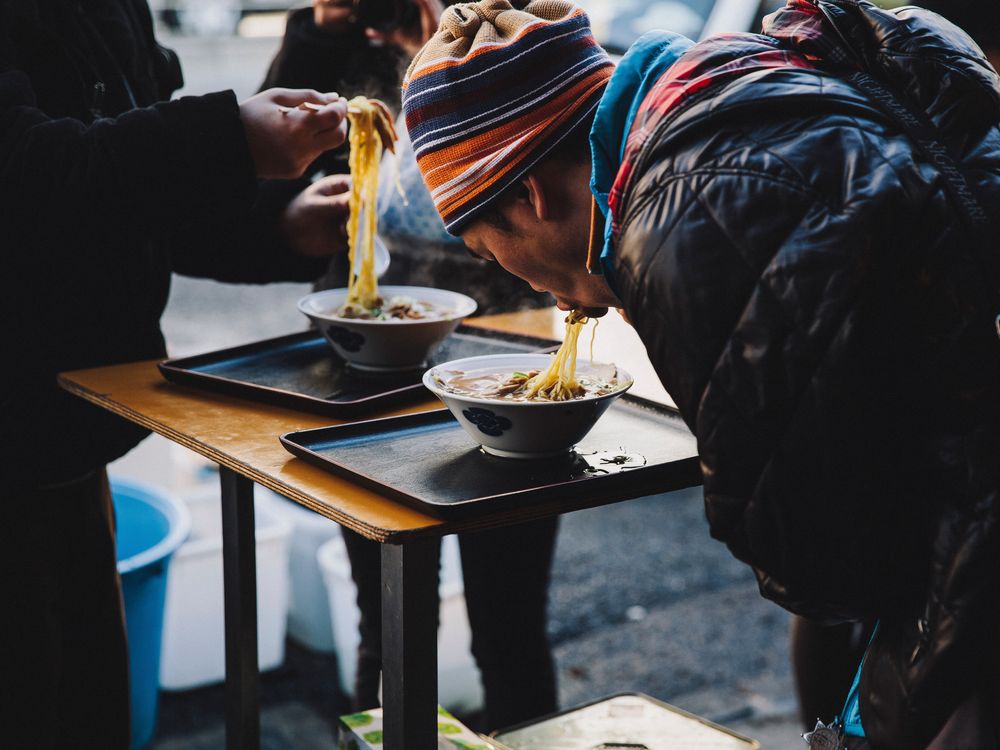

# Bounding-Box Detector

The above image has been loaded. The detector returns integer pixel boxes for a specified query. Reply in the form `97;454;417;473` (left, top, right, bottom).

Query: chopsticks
278;101;363;115
279;98;396;153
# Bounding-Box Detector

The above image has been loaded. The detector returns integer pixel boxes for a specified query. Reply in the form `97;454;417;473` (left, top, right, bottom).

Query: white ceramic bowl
423;353;633;459
298;286;477;371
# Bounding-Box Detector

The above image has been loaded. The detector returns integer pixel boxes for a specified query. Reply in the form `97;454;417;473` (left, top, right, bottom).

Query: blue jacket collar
588;31;694;289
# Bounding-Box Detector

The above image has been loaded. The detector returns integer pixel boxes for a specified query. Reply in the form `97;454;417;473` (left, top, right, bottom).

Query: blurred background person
261;0;552;314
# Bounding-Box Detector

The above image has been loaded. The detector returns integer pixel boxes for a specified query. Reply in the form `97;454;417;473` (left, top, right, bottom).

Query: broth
436;362;622;402
333;295;451;321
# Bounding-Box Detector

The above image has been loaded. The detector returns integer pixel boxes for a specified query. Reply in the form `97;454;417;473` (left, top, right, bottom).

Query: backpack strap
815;0;1000;341
844;70;992;228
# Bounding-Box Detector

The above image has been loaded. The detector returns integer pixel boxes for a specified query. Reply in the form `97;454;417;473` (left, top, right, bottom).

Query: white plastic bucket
158;484;292;690
317;534;484;712
255;487;343;652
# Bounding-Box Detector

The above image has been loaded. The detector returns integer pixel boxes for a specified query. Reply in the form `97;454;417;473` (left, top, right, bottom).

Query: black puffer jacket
611;1;1000;746
0;0;326;488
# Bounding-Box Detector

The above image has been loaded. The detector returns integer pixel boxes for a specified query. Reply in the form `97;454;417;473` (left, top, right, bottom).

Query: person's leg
341;528;387;710
458;517;559;731
790;616;873;730
341;528;441;710
1;470;130;750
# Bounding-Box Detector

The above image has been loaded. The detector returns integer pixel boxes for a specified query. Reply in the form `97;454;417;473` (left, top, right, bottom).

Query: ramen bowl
298;285;477;371
423;353;633;459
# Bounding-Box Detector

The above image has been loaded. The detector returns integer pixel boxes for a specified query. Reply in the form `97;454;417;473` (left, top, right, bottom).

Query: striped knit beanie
402;0;614;234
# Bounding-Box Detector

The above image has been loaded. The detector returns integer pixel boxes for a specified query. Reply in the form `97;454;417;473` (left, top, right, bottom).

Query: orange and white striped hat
402;0;614;234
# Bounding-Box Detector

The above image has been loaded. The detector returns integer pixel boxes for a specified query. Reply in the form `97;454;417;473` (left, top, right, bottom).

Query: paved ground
146;487;803;749
140;29;807;750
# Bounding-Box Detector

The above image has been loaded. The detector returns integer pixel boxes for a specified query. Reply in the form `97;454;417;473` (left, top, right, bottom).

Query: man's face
460;162;620;315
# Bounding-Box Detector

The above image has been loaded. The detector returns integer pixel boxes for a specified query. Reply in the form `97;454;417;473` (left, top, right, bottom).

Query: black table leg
381;539;439;749
220;467;260;750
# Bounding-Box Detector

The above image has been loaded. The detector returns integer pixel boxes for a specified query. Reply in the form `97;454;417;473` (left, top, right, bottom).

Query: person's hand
313;0;355;33
240;89;348;179
282;174;352;257
366;0;444;58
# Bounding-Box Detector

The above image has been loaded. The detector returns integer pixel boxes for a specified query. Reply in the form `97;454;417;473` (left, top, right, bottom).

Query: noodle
344;97;398;311
524;310;589;401
438;312;621;401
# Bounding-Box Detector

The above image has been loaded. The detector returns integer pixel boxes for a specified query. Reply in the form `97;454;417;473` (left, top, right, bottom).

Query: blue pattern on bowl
326;326;365;353
462;408;513;437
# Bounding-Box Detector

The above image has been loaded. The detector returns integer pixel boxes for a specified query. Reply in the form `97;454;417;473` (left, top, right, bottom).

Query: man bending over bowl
402;1;1000;747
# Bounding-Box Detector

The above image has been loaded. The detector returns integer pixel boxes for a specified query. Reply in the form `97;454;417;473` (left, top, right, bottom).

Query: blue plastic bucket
112;478;191;750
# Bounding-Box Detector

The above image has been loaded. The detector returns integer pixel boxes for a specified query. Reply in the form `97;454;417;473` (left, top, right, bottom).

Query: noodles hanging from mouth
522;310;590;401
343;97;397;313
435;312;624;402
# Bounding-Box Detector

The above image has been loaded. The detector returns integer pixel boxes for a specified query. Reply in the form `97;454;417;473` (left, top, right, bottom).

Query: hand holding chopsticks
281;97;397;154
240;88;349;179
279;101;346;114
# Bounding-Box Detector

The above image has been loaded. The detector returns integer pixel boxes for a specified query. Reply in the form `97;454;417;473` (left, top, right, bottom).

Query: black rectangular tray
279;396;700;519
159;325;557;418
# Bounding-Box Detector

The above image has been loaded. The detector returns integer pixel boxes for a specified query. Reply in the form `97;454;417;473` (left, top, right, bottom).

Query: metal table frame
220;467;441;748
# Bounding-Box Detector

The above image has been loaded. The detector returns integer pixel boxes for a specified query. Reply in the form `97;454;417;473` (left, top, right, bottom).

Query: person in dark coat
260;1;560;730
404;0;1000;747
0;1;351;747
785;0;1000;733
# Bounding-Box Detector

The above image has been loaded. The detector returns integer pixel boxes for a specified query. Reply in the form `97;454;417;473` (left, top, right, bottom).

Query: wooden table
59;309;697;750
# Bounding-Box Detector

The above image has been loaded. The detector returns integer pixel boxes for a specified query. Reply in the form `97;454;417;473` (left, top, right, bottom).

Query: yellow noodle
345;97;391;310
589;316;599;361
524;310;589;400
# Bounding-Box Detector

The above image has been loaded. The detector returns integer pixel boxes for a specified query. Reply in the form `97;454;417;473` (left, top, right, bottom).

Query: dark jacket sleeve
0;64;326;284
167;176;328;283
0;70;258;253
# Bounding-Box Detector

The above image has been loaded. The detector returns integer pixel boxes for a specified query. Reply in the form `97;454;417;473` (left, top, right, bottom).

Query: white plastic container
317;534;484;713
158;484;292;690
255;487;343;652
109;433;219;495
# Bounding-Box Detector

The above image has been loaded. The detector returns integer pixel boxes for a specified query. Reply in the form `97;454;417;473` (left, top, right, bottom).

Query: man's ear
518;173;549;222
